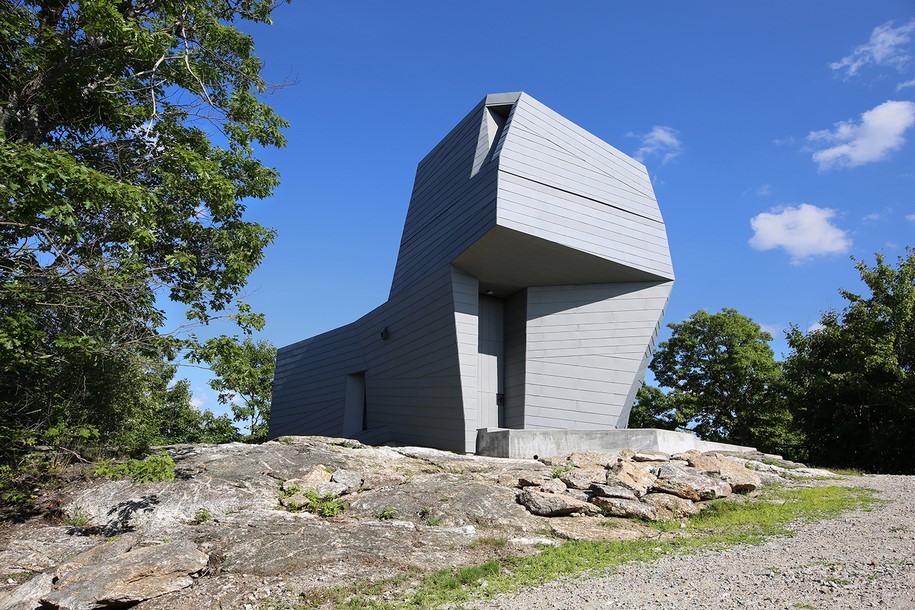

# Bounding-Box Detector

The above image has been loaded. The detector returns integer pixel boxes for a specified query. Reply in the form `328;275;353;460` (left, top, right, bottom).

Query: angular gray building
269;92;674;453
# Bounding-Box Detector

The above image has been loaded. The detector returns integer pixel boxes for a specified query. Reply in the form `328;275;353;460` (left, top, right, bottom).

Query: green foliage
279;485;346;518
376;506;398;520
94;451;176;484
191;336;276;441
784;249;915;474
549;458;575;479
193;507;212;523
632;308;797;453
0;0;285;474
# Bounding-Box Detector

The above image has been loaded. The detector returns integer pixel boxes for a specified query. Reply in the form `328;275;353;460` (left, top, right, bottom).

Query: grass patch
282;485;876;609
468;535;508;550
823;467;865;476
63;507;91;527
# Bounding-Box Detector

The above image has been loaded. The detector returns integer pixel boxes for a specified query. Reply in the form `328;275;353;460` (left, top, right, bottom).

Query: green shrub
376;506;398;520
550;458;575;479
194;507;212;523
94;451;176;483
279;485;346;517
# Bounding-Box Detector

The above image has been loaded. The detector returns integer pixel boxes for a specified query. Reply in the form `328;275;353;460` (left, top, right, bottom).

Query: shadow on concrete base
475;428;755;459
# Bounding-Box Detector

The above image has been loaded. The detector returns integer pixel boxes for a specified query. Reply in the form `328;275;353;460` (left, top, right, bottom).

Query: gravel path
469;475;915;610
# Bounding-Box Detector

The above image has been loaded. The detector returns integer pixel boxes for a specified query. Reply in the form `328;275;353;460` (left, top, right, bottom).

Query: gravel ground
468;475;915;610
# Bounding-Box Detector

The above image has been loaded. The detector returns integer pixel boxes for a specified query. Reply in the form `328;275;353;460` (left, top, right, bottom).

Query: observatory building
269;92;674;454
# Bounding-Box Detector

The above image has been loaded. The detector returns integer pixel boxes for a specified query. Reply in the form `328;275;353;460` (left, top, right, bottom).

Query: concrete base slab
475;428;755;459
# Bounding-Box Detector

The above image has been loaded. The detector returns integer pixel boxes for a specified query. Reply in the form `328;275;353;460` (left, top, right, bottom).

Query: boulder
517;474;549;488
544;452;619;470
330;469;364;493
651;464;732;501
298;465;333;484
606;461;657;497
517;489;600;517
349;474;537;528
589;483;638;501
0;572;55;610
559;468;604;490
538;478;567;494
590;496;657;521
675;451;762;493
632;451;670;463
547;517;649;541
561;488;593;503
641;492;701;520
41;540;207;610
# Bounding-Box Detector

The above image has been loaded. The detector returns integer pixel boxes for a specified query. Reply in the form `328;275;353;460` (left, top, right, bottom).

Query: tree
0;1;286;460
784;249;915;473
194;336;276;440
632;308;795;453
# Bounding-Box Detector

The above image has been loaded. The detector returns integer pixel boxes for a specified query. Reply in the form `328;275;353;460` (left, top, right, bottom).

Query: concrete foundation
475;428;755;459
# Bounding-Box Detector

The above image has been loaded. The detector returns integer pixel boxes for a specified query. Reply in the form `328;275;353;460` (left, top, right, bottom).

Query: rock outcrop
0;437;807;610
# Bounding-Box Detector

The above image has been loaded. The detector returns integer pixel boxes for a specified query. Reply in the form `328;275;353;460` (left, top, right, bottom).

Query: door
477;295;504;429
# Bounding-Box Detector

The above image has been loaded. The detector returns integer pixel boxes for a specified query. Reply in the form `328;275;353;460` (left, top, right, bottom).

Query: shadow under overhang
452;226;671;298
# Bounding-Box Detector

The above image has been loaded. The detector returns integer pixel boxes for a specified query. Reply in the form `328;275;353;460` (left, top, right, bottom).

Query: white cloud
191;397;205;409
749;203;852;264
629;126;681;164
759;323;784;339
906;213;915;221
808;100;915;170
807;321;826;333
831;19;915;78
863;207;893;222
898;78;915;90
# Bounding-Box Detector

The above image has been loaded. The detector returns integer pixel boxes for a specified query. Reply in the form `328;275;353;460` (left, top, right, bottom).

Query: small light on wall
380;327;389;340
486;290;494;296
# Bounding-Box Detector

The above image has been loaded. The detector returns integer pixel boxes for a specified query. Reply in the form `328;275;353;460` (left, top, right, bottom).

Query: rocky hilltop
0;436;832;610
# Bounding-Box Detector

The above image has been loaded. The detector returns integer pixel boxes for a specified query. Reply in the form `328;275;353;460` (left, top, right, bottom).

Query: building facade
269;92;674;453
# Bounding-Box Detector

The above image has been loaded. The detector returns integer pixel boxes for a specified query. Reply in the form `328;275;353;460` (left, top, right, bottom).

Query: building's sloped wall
615;282;672;428
523;282;673;429
270;323;365;438
270;265;470;451
450;267;480;451
390;102;502;297
496;94;674;281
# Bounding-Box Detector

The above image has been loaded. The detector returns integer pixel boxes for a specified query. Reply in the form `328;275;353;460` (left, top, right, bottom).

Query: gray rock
590;496;657;521
330;469;364;493
632;451;671;462
541;452;619;469
0;571;54;610
562;488;593;503
517;475;548;488
674;451;762;493
518;489;600;517
641;492;701;520
590;483;638;501
42;540;207;610
539;478;567;494
651;464;732;501
606;461;657;497
349;474;536;529
559;468;604;490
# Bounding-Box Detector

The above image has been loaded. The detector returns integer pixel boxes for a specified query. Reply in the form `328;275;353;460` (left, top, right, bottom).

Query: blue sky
175;2;915;416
